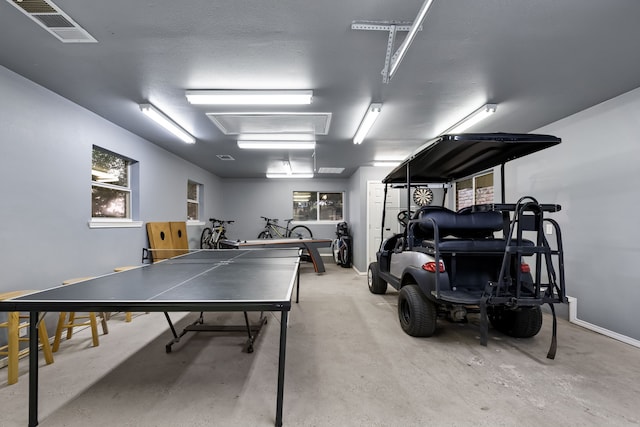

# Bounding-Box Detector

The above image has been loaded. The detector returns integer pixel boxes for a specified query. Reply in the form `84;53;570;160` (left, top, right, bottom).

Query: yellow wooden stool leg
7;311;20;385
53;312;67;353
99;313;109;334
66;312;76;340
53;277;105;349
1;291;55;385
37;317;54;365
89;313;99;347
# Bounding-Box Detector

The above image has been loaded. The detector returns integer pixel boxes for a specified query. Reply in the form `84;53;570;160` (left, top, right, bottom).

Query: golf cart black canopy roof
382;133;561;184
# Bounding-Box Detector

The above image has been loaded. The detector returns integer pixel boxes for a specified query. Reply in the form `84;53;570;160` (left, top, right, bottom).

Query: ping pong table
0;248;300;427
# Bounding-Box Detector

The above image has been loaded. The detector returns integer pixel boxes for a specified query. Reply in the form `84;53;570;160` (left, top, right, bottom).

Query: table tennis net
144;248;302;264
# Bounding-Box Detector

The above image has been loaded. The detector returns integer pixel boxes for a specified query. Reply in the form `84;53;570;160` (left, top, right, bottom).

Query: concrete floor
1;260;639;426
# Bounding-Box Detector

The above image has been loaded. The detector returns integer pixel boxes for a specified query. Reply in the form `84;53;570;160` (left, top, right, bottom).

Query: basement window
89;146;141;228
293;191;344;222
187;180;202;222
456;172;494;210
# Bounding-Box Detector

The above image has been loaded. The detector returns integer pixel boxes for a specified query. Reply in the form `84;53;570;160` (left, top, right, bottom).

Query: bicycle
331;221;351;268
258;216;313;239
200;218;234;249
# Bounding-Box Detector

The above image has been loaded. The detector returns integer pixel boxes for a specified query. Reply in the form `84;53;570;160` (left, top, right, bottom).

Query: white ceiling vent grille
7;0;97;43
206;113;332;136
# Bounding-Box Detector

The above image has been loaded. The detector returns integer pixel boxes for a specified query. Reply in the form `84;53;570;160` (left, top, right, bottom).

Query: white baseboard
353;266;365;275
567;296;640;349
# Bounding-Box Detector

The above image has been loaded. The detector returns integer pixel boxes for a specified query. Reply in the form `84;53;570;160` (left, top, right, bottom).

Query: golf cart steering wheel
397;210;414;228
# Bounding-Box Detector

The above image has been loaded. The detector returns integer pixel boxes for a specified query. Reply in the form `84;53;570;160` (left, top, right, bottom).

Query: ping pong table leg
243;312;255;353
28;311;39;427
275;310;288;427
295;266;300;304
303;243;325;273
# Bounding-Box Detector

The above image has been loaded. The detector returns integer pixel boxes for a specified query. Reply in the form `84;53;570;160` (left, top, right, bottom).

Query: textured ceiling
2;0;640;178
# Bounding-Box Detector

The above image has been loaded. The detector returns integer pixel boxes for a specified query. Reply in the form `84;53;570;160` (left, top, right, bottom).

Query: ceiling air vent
216;155;235;161
7;0;97;43
318;167;345;174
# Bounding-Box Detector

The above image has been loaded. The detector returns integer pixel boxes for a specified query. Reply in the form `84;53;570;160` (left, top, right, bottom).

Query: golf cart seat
410;207;534;254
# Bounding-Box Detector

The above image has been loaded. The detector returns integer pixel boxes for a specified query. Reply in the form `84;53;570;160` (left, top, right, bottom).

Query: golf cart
367;133;567;359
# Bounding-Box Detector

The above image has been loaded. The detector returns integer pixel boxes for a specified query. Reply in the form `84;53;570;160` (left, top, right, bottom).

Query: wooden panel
169;222;189;256
146;222;175;261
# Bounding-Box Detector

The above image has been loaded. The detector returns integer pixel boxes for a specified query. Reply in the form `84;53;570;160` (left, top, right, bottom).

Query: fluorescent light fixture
266;173;314;179
238;133;315;141
442;104;498;134
237;133;316;149
238;141;316;150
388;0;436;81
353;103;382;144
373;161;401;167
185;90;313;105
139;103;195;144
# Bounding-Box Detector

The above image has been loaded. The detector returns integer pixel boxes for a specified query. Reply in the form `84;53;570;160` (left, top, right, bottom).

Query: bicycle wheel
289;225;313;239
200;227;213;249
258;230;272;239
214;231;227;249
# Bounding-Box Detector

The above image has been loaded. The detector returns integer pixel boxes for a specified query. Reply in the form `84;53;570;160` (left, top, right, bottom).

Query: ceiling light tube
238;133;315;141
185;90;313;105
353;103;382;145
266;173;314;179
139;103;195;144
238;141;316;150
373;161;401;167
442;103;498;134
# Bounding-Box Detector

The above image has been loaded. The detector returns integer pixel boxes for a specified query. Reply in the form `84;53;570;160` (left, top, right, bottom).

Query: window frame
292;191;345;223
89;146;141;228
455;171;494;210
187;180;204;224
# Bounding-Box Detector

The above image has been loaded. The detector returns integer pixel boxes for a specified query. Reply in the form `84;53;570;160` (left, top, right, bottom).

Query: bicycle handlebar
260;216;294;224
209;218;234;224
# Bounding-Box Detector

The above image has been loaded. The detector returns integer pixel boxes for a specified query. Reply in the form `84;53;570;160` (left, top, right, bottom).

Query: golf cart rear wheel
398;284;436;337
367;262;387;294
488;306;543;338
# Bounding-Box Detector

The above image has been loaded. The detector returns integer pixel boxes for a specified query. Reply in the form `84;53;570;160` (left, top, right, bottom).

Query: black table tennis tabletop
0;248;301;427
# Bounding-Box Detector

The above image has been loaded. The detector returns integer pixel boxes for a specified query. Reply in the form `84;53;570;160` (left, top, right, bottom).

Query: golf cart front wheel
397;284;436;337
367;262;387;294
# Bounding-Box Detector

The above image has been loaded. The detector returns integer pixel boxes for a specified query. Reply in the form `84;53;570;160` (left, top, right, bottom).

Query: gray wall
347;166;389;272
218;178;349;243
0;65;222;293
505;87;640;341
